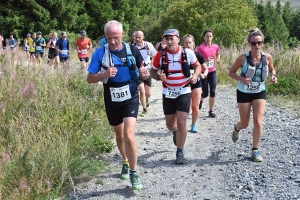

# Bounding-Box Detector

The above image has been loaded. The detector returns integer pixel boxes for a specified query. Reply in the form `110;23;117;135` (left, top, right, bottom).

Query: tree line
0;0;299;48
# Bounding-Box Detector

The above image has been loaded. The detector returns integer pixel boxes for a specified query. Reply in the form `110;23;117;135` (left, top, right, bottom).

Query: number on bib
206;60;214;68
61;50;68;54
165;87;182;99
244;81;261;93
110;85;132;102
81;49;87;54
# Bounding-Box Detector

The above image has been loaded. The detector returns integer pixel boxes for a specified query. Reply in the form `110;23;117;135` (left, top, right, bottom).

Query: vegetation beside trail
0;49;114;199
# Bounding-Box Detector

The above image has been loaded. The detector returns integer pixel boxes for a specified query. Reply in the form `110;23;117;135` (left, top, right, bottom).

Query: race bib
10;45;15;48
81;49;87;54
165;87;182;99
36;46;42;50
244;81;261;93
61;50;68;54
190;69;195;76
110;85;132;102
206;60;214;68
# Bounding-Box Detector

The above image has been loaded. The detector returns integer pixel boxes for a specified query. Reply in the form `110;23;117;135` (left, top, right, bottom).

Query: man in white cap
76;30;92;70
150;29;201;164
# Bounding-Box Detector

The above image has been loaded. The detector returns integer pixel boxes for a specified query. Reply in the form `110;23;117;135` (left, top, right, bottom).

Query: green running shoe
139;108;147;117
130;172;143;190
120;164;130;180
251;150;263;162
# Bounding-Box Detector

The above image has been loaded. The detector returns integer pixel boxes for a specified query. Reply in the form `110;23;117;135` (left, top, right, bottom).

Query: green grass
0;49;114;199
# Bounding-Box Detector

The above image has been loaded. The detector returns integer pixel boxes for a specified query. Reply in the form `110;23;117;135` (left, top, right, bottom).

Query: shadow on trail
75;186;138;199
136;131;170;138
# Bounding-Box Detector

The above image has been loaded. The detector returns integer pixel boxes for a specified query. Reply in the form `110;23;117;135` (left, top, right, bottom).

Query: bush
267;75;300;96
0;49;113;199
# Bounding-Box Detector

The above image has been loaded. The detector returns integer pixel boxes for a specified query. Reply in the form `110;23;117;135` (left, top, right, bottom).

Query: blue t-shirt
56;38;69;57
34;38;46;52
88;43;144;105
8;38;17;48
99;37;107;48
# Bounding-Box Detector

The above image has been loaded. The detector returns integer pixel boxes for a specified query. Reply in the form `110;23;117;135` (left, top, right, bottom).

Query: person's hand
190;75;197;84
271;74;277;84
105;64;118;78
242;77;252;85
160;70;167;82
139;61;149;80
199;73;206;79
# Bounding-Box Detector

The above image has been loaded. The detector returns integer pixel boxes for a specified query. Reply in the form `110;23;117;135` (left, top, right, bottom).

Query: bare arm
266;53;277;84
87;72;107;83
228;54;250;85
216;50;220;64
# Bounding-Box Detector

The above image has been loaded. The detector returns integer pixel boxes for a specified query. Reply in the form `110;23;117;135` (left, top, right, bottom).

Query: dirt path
69;80;300;200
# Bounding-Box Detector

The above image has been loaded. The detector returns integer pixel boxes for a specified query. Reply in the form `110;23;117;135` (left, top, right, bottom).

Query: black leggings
201;71;217;98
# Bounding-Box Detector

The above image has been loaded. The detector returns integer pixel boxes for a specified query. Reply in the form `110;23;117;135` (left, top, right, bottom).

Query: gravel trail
69;80;300;200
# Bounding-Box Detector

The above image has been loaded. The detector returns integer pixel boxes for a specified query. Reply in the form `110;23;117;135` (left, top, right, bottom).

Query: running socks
177;148;183;153
252;148;258;151
130;169;137;175
123;160;129;166
173;130;177;135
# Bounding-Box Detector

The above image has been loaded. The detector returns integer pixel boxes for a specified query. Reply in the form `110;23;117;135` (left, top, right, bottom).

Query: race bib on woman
81;49;87;54
244;81;261;93
206;60;214;68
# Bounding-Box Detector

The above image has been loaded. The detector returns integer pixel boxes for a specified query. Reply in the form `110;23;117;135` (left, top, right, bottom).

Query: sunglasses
250;41;263;46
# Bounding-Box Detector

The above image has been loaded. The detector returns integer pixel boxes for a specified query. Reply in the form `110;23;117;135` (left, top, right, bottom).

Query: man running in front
76;30;92;70
150;29;201;164
134;30;157;116
87;20;148;190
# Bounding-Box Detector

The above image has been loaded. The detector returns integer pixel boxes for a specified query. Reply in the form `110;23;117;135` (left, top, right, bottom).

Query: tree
275;0;282;14
282;2;295;37
153;0;258;47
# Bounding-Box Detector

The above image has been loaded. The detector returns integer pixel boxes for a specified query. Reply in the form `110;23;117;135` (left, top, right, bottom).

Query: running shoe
139;108;147;117
251;150;263;162
121;164;130;180
208;110;216;118
175;151;186;165
191;124;198;133
130;172;143;190
232;124;240;143
173;131;177;146
146;99;150;108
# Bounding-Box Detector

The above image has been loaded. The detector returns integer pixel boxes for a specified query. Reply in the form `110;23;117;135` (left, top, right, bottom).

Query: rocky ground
69;81;300;200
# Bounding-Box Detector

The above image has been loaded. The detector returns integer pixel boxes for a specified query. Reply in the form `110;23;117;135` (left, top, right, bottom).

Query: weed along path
69;80;300;199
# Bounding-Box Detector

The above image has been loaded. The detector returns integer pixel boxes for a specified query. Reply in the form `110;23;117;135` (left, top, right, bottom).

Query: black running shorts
79;57;89;62
163;92;191;115
191;79;202;90
138;76;152;87
237;89;266;103
105;98;139;126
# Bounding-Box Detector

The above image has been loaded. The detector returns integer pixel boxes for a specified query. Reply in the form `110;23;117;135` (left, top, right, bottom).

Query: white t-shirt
135;42;157;66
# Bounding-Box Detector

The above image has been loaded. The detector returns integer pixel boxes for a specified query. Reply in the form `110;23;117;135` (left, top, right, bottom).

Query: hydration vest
59;38;69;50
101;42;140;93
160;47;190;78
241;51;268;82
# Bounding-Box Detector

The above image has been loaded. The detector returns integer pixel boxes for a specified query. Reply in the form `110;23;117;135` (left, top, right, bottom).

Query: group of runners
87;20;277;191
1;31;93;70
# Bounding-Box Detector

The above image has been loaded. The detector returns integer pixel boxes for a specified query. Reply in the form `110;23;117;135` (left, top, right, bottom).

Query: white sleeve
148;42;157;57
186;48;198;65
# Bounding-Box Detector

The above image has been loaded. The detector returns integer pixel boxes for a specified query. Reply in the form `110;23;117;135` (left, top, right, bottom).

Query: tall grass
0;48;113;199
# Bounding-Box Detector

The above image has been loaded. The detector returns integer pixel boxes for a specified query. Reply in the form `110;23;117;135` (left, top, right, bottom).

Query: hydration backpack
59;38;69;50
160;47;190;77
241;51;268;82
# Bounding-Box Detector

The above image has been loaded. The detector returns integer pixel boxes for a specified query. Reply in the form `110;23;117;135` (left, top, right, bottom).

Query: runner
0;33;4;51
24;33;31;60
150;29;201;164
154;33;167;51
34;31;46;67
228;28;277;162
87;20;148;190
55;31;71;68
182;34;208;133
134;31;157;117
8;34;17;50
197;30;220;118
129;31;137;45
46;32;59;68
76;30;92;70
28;32;36;65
